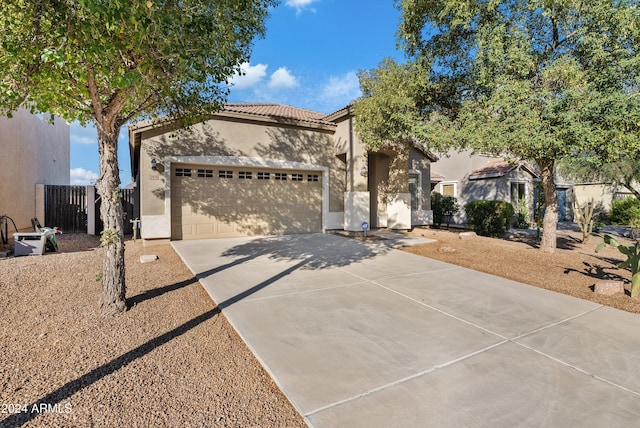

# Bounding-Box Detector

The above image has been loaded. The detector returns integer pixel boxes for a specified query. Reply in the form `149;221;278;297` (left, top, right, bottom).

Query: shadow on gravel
563;261;630;284
0;308;221;428
3;248;315;427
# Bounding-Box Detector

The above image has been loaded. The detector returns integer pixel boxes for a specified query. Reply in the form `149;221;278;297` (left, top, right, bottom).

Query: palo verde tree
559;157;640;201
390;0;640;253
0;0;275;314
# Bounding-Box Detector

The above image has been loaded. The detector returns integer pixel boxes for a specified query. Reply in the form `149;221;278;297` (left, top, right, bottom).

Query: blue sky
69;0;404;185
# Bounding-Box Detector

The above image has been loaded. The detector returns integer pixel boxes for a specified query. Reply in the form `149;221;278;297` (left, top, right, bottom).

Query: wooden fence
44;185;136;235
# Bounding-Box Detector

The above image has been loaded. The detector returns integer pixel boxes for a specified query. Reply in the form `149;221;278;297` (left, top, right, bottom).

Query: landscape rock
459;232;477;240
139;254;159;263
594;280;624;296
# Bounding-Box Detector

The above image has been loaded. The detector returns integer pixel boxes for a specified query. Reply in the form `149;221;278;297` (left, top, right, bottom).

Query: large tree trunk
96;127;126;315
539;159;558;253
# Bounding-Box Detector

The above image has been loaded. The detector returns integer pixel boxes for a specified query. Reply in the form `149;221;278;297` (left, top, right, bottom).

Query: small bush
514;198;530;229
432;192;459;228
609;197;640;226
465;200;515;237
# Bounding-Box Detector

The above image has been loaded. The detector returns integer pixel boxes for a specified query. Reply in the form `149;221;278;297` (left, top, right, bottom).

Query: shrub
514;198;530;229
431;192;459;228
609;197;640;226
465;200;515;237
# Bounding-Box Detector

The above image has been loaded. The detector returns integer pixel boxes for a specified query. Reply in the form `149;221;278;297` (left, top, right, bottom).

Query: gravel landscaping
0;234;304;428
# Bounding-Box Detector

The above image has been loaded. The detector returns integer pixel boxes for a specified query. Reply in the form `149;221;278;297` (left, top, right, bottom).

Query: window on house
511;182;526;205
219;170;233;178
197;169;213;178
307;174;319;182
257;172;270;180
275;173;287;181
291;173;303;181
175;168;192;177
239;171;252;179
441;183;455;197
409;174;421;210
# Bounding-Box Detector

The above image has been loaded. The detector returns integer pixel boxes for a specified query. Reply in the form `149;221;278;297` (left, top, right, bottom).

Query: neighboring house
573;182;634;216
430;149;576;225
0;108;70;232
128;103;435;242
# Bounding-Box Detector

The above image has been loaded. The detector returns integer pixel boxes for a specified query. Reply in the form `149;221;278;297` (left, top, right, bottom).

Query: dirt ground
403;227;639;314
0;235;304;428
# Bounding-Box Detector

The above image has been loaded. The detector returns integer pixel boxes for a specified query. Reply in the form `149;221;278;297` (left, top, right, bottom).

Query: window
510;182;526;205
197;169;213;178
257;172;270;180
175;168;192;177
291;173;303;181
441;183;456;197
239;171;252;179
219;170;233;178
275;173;287;181
409;173;421;210
307;174;319;182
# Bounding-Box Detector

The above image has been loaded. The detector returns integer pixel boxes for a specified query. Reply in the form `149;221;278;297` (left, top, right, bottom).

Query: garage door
171;164;322;239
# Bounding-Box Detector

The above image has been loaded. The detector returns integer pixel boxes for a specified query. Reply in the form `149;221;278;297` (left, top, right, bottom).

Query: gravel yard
0;234;304;427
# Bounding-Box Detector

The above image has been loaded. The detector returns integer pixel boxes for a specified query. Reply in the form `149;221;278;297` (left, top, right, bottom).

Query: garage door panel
171;165;321;240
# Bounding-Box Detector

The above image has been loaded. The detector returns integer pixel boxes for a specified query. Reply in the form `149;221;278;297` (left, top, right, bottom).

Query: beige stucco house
0;108;70;232
431;150;545;225
129;103;435;242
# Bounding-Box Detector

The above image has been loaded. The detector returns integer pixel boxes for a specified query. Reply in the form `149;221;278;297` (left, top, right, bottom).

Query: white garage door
171;164;322;239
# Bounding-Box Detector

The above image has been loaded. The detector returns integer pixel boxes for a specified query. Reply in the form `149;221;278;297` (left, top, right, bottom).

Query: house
430;150;577;225
430;150;541;225
128;103;435;242
0;108;70;232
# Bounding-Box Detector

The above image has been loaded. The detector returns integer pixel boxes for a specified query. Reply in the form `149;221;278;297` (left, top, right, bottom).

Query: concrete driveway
172;233;640;427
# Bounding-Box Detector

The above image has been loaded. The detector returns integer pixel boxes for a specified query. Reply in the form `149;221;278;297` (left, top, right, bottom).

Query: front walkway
172;233;640;427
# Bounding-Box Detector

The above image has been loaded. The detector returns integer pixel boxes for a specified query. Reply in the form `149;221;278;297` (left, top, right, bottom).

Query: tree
0;0;275;314
389;0;640;253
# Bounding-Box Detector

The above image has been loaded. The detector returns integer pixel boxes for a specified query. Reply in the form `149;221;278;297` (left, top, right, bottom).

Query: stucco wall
138;116;346;220
0;109;70;231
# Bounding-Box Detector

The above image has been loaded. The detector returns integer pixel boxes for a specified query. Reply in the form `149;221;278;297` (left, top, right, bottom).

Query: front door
556;189;567;221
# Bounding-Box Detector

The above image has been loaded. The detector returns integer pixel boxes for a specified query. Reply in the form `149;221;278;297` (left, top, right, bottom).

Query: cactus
595;234;640;298
574;197;595;244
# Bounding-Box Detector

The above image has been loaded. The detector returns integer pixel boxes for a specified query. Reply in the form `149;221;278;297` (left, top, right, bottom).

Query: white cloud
268;67;298;89
229;62;268;89
70;124;97;145
320;71;361;103
285;0;319;14
70;167;99;185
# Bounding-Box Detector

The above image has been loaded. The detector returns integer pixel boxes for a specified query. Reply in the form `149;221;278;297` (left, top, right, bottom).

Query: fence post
35;183;45;226
87;185;96;235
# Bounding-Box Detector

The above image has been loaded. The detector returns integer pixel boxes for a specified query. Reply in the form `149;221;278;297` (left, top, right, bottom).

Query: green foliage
387;0;640;252
609;197;640;226
514;198;530;229
100;229;119;247
354;58;456;153
431;192;459;228
596;234;640;298
0;0;275;126
465;200;515;237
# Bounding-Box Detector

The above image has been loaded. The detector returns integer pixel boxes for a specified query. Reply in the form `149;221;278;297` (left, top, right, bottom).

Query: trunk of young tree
96;126;126;315
539;160;558;253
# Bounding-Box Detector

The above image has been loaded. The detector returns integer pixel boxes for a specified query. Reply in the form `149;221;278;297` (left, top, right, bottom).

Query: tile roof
223;103;334;126
431;171;445;180
469;159;540;180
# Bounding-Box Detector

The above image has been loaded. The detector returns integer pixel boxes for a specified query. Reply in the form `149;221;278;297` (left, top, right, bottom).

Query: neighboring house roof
469;159;540;180
431;171;445;182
